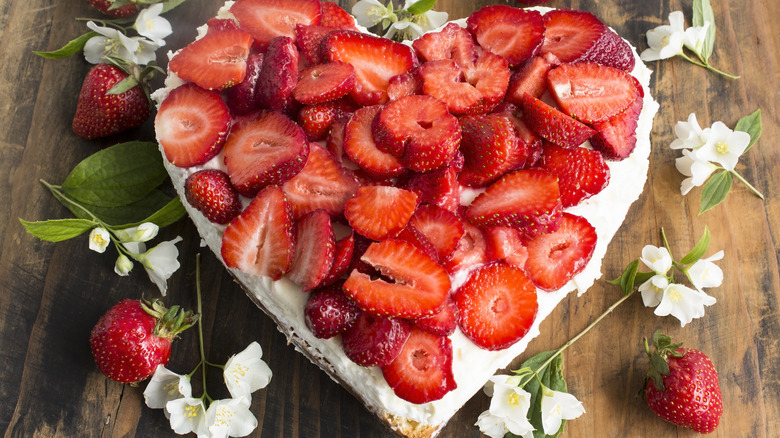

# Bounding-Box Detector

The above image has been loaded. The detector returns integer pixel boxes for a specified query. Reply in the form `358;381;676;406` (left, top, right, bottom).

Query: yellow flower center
92;233;108;247
214;406;234;427
716;141;729;154
230;364;249;385
668;287;682;303
660;35;670;47
507;393;522;407
164;381;179;397
184;405;200;419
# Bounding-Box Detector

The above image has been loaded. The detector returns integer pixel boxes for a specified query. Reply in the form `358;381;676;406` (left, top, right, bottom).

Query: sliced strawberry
221;186;294;280
320;229;355;286
287;209;335;290
524;212;597;291
454;262;538;350
414;295;458;337
372;95;461;172
466;5;545;67
381;326;456;404
400;164;461;213
518;93;595;148
320;1;358;30
184;169;243;225
155;83;230;167
461;50;511;114
344;105;405;180
282;143;359;219
324;30;418;105
458;113;527;187
547;62;640;123
206;17;240;33
590;89;644;160
396;224;439;262
540;142;610;207
465;168;562;237
484;226;529;270
343;239;451;318
224;52;264;116
304;282;360;338
412;22;477;68
297;101;342;141
230;0;322;50
222;110;309;197
409;205;465;263
169;28;253;90
386;70;423;102
256;36;300;113
491;102;544;168
540;9;606;63
326;115;349;161
575;27;636;72
344;186;418;240
295;24;331;66
505;55;554;103
293;61;356;105
443;222;487;274
419;60;482;115
342;311;411;367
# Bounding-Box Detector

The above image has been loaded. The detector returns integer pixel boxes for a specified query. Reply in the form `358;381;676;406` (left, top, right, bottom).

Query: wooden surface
1;0;778;437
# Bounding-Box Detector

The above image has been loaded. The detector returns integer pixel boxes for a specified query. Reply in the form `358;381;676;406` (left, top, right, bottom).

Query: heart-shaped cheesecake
152;1;659;436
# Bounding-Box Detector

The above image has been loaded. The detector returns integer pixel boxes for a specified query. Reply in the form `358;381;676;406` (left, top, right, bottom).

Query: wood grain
1;0;778;437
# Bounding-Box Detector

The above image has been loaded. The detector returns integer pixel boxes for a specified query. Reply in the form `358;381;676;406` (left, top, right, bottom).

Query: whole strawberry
72;62;152;140
88;0;138;18
643;331;723;433
184;169;243;224
89;299;197;384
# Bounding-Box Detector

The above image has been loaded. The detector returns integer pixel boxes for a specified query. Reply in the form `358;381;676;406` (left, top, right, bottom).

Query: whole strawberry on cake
152;1;658;436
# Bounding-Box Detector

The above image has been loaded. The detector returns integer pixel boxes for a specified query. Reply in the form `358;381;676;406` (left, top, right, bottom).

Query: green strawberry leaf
107;75;139;95
406;0;437;15
33;32;98;59
735;108;762;153
699;171;732;214
692;0;716;60
678;226;711;265
19;218;96;242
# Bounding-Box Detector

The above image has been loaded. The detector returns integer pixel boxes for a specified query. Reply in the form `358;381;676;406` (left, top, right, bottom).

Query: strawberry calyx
140;298;199;340
643;330;685;391
103;55;159;100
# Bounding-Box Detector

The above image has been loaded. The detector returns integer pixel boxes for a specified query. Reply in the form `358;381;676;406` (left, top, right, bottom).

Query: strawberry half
155;83;231;167
505;55;555;103
303;282;360;339
412;22;477;68
287;209;335;291
168;28;254;90
295;24;332;66
400;164;461;213
539;143;611;207
343;239;451;319
256;36;300;113
320;1;358;30
230;0;322;50
320;229;355;287
381;326;456;404
575;27;636;72
221;186;294;280
458;113;527;187
344;185;418;241
184;169;243;225
453;262;538;350
466;5;545;67
590;87;644;160
523;212;597;291
342;311;411;367
294;61;356;105
386;69;423;102
224;52;264;116
222;110;309;197
518;93;595;149
344;105;405;180
540;9;606;63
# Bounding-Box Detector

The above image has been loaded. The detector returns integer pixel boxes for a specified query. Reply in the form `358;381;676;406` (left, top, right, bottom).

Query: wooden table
2;0;778;436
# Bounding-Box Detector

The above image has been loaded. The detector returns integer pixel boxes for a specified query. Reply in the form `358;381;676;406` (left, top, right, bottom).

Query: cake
152;1;659;436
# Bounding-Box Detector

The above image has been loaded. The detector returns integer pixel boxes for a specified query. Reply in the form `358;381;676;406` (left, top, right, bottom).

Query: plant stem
731;170;765;199
679;53;740;79
195;254;213;404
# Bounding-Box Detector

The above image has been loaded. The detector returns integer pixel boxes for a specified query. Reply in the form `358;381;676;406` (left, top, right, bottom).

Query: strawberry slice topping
540;9;606;63
400;164;461;213
453;262;538;350
155;83;230;168
461;50;511;114
293;61;356;105
230;0;322;50
304;282;360;339
256;36;300;113
320;1;358;30
412;22;477;68
320;229;355;287
222;110;309;197
414;295;458;337
343;239;451;319
408;205;465;263
518;93;595;149
576;27;636;72
344;185;418;241
381;326;456;404
590;88;644;160
344;105;405;180
386;69;423;102
224;52;264;116
540;143;611;207
419;60;482;115
169;28;253;90
342;311;411;367
221;186;294;280
184;169;242;225
287;209;335;291
295;24;332;66
484;226;529;270
443;222;487;275
505;55;555;103
523;212;597;291
458;113;527;187
466;5;545;67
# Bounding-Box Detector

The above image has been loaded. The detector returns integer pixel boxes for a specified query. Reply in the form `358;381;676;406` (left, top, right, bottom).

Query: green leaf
608;259;640;295
406;0;437;15
735;108;762;152
160;0;189;13
106;75;139;95
128;195;185;228
33;32;97;59
19;218;96;242
514;351;569;438
678;226;711;265
699;171;732;214
52;187;183;227
61;141;168;208
692;0;716;60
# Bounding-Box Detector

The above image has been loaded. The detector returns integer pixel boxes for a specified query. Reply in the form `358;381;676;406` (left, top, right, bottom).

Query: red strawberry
169;28;254;90
400;164;461;213
344;185;418;240
295;24;332;66
458;113;528;187
412;22;477;68
381;326;456;404
414;295;458;337
287;209;335;290
396;223;439;262
320;229;355;286
540;9;606;63
72;63;151;140
293;61;356;105
590;87;644;160
453;262;538;350
342;311;411;367
419;60;482;115
184;169;243;225
207;17;241;33
523;212;596;291
575;27;636;72
466;5;545;67
539;143;611;207
443;222;487;274
643;332;723;434
505;55;555;103
256;36;300;113
89;299;197;383
460;50;511;114
323;30;418;105
87;0;137;18
303;282;360;338
491;102;544;168
230;0;322;50
224;53;264;116
372;95;461;172
466;169;562;237
326;115;349;160
155;83;231;167
320;1;358;30
484;226;529;270
297;98;354;141
282;143;359;219
514;0;552;4
343;239;451;319
221;186;294;280
518;93;596;148
222;110;309;197
409;205;465;263
386;70;423;102
344;105;405;180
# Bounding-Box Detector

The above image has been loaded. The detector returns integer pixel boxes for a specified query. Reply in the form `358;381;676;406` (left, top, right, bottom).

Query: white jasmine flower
475;411;511;438
638;274;670;308
352;0;395;28
383;18;424;40
640;11;686;61
676;149;718;195
687;250;724;291
670;113;708;150
167;397;209;437
223;342;273;399
134;4;172;46
654;283;716;327
683;21;710;55
88;227;111;253
640;245;673;276
695;121;750;171
114;254;134;276
131;36;161;66
84;21;139;64
540;390;585;435
117;222;159;243
144;365;192;410
205;397;258;438
404;0;448;32
138;236;183;295
487;375;535;437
